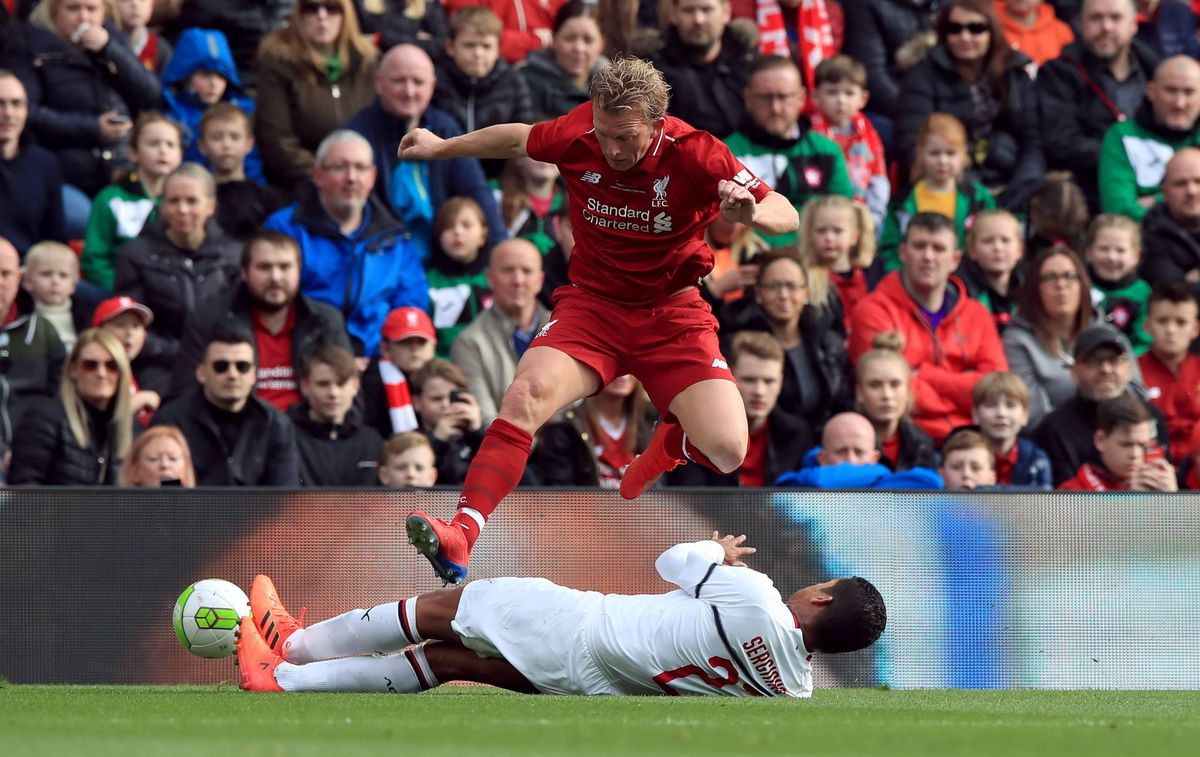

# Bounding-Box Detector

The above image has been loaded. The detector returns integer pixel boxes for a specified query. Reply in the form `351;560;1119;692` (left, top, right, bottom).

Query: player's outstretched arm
717;182;799;236
398;122;532;161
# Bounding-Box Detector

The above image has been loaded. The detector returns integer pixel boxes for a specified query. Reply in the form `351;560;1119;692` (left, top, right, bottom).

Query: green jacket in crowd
1090;270;1153;355
878;179;996;272
1099;101;1200;221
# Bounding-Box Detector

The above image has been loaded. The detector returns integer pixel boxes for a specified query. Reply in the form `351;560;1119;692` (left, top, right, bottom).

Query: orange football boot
250;574;305;659
236;617;284;692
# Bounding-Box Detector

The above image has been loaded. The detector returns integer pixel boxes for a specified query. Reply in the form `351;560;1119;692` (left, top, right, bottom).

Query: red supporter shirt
880;433;900;470
1138;350;1200;461
737;421;770;487
526;102;772;305
252;305;301;412
993;443;1019;486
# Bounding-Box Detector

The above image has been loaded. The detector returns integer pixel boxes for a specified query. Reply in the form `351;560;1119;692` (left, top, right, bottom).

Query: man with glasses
264;130;427;358
849;212;1008;445
154;325;300;486
1031;323;1170;485
724;56;854;243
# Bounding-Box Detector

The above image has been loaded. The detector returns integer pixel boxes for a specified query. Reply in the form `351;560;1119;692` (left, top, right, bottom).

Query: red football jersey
526;102;772;305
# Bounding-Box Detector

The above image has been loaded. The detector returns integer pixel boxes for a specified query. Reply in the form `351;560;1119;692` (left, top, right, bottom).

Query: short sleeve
527;103;592;165
687;132;772;204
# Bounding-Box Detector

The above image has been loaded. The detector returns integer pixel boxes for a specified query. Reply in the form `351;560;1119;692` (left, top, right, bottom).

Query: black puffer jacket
1037;39;1160;203
355;0;448;58
433;54;535;133
169;0;293;86
114;218;241;357
896;44;1044;208
0;289;65;458
518;48;608;122
649;25;757;138
4;21;162;195
287;402;383;487
7;396;133;485
841;0;941;119
1141;202;1200;302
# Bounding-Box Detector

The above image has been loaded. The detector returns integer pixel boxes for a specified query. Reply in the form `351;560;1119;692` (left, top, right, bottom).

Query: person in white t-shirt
237;534;887;697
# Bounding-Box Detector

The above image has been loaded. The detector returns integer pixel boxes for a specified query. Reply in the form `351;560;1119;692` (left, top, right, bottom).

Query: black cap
1073;324;1132;359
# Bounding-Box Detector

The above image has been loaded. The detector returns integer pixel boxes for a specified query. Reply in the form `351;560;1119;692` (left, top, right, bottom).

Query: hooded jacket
518;48;610;122
849;271;1008;443
162;28;263;182
287;401;383;487
995;2;1074;66
0;289;65;458
1099;101;1200;221
264;184;429;357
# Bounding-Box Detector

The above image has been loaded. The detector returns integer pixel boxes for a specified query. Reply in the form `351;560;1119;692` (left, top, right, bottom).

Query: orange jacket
849;271;1008;443
994;1;1075;66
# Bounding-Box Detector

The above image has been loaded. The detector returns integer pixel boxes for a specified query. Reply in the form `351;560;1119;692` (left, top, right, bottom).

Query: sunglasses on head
211;360;254;375
80;358;118;373
946;21;989;36
300;1;343;15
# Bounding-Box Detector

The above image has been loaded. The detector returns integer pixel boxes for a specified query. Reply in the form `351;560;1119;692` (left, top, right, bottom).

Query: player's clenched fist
717;180;758;225
398;128;444;160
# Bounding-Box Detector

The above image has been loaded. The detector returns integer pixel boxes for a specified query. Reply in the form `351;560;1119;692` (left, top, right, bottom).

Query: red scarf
807;110;887;199
378;359;419;435
756;0;834;88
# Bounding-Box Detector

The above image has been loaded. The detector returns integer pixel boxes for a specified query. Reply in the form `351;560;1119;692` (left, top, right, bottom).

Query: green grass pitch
2;684;1199;756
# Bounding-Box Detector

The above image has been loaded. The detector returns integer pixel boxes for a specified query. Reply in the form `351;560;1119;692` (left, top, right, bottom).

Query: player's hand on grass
398;129;444;161
711;531;755;567
717;180;758;226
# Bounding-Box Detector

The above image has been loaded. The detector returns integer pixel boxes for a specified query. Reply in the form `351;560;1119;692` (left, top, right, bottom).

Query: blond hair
62;329;133;461
382;431;434;462
258;0;378;84
119;426;197;487
966;209;1020;252
856;332;911;382
590;56;670;122
24;241;79;281
972;371;1030;409
1087;213;1142;252
797;195;876;309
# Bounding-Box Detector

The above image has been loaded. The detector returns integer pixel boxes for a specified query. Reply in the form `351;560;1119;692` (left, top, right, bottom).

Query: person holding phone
4;0;162;198
409;359;485;486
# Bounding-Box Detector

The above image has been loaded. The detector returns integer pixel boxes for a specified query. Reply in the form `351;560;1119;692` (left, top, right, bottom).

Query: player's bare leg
622;379;748;498
407;346;600;583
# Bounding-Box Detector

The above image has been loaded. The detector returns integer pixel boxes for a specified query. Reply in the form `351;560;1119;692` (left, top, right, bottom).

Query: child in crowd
796;194;875;334
1138;282;1200;463
854;332;938;471
361;306;438;441
957;209;1025;334
496;156;567;254
93;295;164;422
1060;394;1177;491
1086;214;1151;355
970;371;1052;489
378;432;439;488
161;28;263;182
411;359;484;486
433;6;534;177
879;113;995;271
938;429;997;491
113;0;172;75
807;55;890;229
196;104;287;240
21;241;85;351
428;197;492;357
81;113;183;291
1025;177;1089;255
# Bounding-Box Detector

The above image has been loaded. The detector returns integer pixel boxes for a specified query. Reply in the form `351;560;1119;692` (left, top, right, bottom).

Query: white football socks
274;645;439;693
282;599;423;664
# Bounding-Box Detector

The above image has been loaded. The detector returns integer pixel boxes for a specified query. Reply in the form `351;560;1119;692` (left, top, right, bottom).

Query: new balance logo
653;212;672;234
581;171;602;184
536;319;559;338
712;358;728;370
731;169;762;190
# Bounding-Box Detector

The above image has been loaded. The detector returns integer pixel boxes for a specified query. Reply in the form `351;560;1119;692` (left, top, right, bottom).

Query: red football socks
661;421;723;473
451;418;533;547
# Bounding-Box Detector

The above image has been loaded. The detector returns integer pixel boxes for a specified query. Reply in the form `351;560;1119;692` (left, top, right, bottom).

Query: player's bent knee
500;375;556;427
706;436;748;474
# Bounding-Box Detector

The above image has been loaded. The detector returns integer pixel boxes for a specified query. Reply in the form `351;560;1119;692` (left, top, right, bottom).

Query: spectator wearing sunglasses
8;329;138;485
153;324;300;486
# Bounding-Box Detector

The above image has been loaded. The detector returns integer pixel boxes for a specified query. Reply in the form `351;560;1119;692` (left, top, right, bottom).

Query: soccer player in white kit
238;535;887;697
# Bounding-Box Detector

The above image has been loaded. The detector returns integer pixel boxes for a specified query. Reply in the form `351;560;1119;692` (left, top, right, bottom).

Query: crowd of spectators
2;0;1200;493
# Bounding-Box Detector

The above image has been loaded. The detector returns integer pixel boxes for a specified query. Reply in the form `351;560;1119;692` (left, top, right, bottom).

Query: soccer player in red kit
390;58;799;586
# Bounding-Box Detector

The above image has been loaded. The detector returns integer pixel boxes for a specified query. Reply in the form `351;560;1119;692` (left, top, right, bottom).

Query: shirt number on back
653;656;760;696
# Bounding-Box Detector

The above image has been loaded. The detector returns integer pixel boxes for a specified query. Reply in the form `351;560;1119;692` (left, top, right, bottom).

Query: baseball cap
381;307;435;343
1073;324;1132;360
92;296;154;328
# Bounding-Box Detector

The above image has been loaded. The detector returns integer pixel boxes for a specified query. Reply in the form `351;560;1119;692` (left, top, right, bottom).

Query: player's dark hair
808;577;887;654
1148;281;1199;312
1096;393;1151;434
904;211;957;242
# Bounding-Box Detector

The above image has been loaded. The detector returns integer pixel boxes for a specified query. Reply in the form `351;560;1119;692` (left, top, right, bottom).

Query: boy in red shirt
1060;394;1177;491
1137;282;1200;462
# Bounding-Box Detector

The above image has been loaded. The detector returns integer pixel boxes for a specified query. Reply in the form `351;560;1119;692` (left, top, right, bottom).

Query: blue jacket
1010;436;1052;490
343;99;505;251
265;185;428;357
774;447;944;490
162;28;264;182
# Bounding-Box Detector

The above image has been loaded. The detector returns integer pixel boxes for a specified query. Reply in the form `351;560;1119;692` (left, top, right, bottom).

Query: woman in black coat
894;0;1044;209
354;0;448;58
114;163;241;361
4;0;161;195
8;329;138;485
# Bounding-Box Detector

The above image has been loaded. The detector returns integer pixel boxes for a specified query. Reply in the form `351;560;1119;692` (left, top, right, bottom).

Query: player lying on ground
394;56;800;586
238;534;886;697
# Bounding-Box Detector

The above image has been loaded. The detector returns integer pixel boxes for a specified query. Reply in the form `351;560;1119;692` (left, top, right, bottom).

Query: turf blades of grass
2;686;1198;757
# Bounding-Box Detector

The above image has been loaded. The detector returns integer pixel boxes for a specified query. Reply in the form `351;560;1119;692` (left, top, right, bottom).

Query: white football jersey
585;541;814;697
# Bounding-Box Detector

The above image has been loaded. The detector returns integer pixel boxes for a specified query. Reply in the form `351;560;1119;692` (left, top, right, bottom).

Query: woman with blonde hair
255;0;379;189
119;425;196;487
855;331;937;472
8;329;137;485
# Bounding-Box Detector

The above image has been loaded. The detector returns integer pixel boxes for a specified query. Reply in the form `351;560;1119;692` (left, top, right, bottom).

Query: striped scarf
378;359;419;435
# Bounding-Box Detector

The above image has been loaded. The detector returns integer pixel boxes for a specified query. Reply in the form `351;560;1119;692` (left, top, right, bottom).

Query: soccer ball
172;579;250;659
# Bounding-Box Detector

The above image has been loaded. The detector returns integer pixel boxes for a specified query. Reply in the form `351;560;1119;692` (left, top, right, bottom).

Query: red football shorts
532;285;734;413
